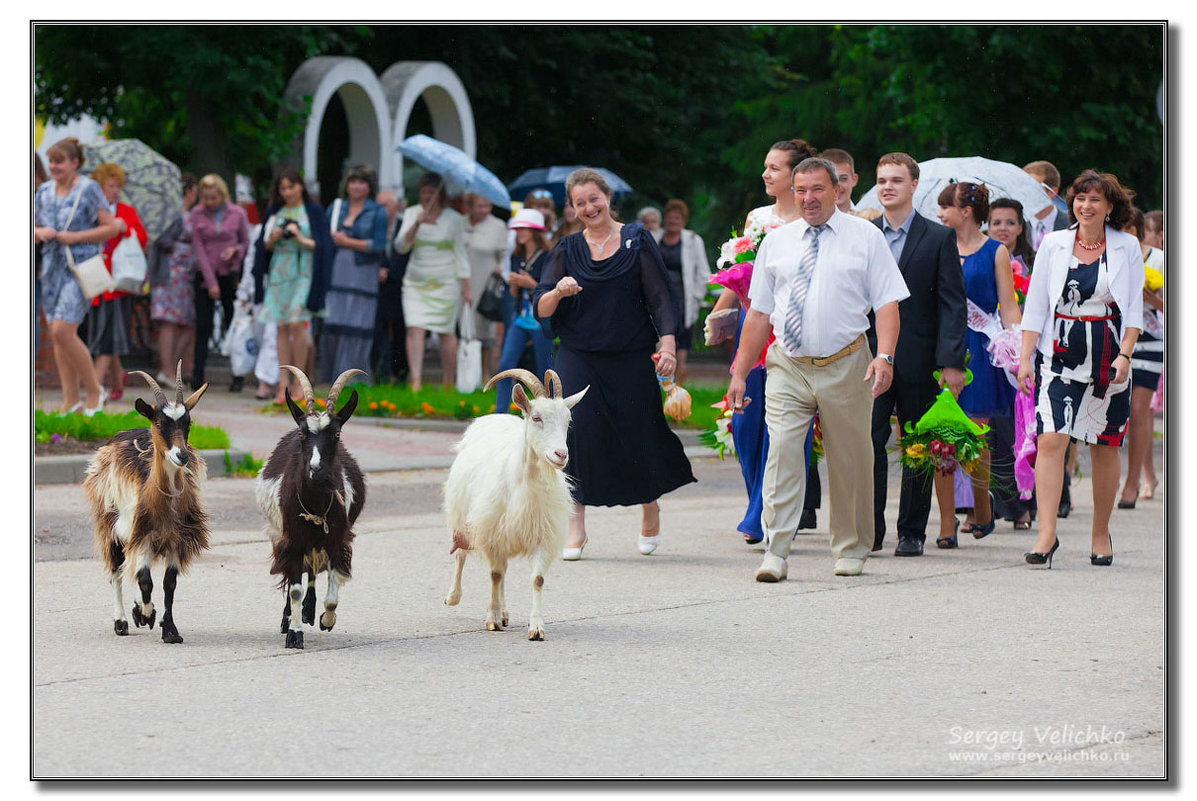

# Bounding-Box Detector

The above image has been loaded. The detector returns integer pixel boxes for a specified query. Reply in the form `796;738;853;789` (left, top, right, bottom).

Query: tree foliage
35;23;1163;248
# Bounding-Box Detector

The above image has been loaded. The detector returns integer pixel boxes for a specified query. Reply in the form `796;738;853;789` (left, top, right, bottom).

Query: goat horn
280;365;317;414
483;369;546;398
174;360;185;406
327;368;367;411
128;370;169;407
544;369;564;399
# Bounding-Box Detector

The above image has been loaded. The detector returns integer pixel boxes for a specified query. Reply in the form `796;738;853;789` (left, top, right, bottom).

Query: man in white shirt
728;158;909;581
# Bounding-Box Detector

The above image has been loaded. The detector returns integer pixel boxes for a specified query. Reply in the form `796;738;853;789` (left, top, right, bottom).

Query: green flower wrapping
897;387;990;476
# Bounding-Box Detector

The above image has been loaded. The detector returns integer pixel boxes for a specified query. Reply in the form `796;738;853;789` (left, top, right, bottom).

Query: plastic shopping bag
456;304;482;394
222;301;258;377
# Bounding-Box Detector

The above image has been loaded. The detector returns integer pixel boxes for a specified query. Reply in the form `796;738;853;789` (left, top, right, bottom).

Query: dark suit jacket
867;212;966;381
1051;207;1070;231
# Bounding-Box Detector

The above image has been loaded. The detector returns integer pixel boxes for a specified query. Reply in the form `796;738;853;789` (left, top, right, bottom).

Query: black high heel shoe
1090;534;1114;566
1025;537;1060;568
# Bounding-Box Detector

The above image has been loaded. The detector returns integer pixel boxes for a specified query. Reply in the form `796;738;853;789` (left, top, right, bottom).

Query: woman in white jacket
651;198;711;383
1016;170;1144;569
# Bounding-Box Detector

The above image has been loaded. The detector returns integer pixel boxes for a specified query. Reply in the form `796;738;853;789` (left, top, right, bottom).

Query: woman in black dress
534;168;696;559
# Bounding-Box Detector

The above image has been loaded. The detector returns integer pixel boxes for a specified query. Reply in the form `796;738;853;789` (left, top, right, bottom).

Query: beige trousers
761;340;875;561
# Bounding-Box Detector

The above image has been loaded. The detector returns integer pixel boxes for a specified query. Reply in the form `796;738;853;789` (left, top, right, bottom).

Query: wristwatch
877;353;894;365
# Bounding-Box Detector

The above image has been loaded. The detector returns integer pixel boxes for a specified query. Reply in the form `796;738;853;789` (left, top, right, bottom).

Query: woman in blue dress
936;182;1021;538
34;137;120;414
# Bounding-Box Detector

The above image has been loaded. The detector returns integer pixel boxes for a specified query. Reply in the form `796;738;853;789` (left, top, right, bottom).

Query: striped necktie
782;224;826;353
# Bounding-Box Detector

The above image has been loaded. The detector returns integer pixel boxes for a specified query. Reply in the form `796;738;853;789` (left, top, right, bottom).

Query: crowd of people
35;135;1164;580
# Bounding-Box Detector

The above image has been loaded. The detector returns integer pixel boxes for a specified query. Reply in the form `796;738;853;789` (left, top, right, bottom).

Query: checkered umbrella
81;138;183;243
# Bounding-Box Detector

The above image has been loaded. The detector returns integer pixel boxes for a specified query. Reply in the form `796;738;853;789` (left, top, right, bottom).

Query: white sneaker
637;534;661;555
834;557;865;576
755;553;788;582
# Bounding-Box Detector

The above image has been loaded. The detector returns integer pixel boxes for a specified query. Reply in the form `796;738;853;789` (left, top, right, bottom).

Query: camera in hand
279;219;296;239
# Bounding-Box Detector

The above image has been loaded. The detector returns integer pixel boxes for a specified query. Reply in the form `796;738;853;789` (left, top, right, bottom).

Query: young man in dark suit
868;153;968;556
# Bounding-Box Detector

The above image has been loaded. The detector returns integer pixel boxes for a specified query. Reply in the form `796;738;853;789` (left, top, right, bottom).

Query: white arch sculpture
284;56;475;199
381;61;476;193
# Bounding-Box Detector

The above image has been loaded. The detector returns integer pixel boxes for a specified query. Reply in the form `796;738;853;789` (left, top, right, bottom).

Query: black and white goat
83;364;210;643
255;366;367;649
443;368;587;640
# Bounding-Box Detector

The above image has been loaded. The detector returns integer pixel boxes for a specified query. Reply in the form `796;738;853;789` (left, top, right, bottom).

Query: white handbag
110;232;148;294
61;182;113;300
455;302;482;394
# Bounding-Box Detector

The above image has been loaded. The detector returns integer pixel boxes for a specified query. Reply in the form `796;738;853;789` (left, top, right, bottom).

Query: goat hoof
528;628;546;641
285;630;304;649
319;611;336;631
161;628;183;644
131;605;154;629
113;620;128;636
502;614;510;627
301;589;317;625
444;592;461;606
486;621;504;632
279;617;290;634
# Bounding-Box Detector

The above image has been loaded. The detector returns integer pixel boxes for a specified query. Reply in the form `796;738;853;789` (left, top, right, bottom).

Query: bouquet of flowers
698;397;736;459
709;218;782;303
1011;255;1031;305
898;382;989;477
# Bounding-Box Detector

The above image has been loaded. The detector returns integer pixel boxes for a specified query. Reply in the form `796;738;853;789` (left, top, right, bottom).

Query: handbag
110;231;148;294
456;303;483;394
60;181;112;300
476;273;507;322
514;296;541;331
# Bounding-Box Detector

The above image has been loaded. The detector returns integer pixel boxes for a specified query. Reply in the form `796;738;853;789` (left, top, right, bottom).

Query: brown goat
83;363;210;643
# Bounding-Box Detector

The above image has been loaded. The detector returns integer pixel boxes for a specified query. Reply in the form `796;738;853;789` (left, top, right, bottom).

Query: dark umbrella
507;166;634;208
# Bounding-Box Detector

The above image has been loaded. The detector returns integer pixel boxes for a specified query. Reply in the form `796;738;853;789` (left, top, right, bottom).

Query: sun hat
508;208;546;230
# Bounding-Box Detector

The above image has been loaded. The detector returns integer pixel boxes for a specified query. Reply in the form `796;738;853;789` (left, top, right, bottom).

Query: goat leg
284;572;306;649
319;569;342;631
108;540;128;636
160;565;183;644
279;591;291;634
486;557;507;632
445;546;467;606
131;563;156;629
528;549;554;642
301;578;317;626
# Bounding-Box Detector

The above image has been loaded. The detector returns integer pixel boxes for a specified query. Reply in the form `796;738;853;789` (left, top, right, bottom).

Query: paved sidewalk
32;435;1166;778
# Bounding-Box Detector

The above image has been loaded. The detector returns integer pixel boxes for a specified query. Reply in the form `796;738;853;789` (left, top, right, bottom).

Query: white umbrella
856;156;1055;226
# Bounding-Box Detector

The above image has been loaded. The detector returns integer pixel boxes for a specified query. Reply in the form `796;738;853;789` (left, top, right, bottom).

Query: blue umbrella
508;166;634;208
396;134;510;207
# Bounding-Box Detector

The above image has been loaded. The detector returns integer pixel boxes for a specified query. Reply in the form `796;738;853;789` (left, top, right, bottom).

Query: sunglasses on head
531;189;553;199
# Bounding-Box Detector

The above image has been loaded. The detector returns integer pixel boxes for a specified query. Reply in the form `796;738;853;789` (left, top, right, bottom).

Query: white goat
443;368;587;640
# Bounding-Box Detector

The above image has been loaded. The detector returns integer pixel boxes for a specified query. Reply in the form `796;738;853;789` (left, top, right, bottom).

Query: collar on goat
296;489;346;533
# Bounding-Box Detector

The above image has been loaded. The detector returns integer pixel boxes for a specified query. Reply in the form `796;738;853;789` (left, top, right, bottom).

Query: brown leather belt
792;333;866;366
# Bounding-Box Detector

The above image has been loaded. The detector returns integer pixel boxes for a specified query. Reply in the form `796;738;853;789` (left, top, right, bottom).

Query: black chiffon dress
533;222;696;506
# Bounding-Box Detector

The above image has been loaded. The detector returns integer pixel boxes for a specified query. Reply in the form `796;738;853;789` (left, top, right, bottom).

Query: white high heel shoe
562;537;588;561
83;387;108;417
637;533;661;555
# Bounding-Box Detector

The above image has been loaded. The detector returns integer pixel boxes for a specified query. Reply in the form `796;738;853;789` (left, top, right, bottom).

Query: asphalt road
31;445;1166;779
